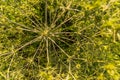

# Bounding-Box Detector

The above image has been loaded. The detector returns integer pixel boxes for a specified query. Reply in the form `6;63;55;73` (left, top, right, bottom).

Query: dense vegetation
0;0;120;80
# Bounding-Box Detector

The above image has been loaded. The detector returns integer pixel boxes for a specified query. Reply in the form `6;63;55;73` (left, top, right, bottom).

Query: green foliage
0;0;120;80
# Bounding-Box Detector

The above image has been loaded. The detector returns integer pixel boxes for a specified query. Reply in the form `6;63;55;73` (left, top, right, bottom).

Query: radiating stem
46;38;49;66
48;37;70;57
15;36;42;52
7;51;16;80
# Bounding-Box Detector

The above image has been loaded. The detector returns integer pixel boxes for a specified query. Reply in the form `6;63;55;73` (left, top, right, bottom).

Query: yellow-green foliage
0;0;120;80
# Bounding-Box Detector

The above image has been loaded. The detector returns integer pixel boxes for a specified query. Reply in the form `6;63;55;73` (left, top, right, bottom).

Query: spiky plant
0;0;83;79
1;0;120;80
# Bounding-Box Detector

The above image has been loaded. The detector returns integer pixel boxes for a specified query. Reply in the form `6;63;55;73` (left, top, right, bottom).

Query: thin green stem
15;36;42;52
48;37;70;57
46;38;49;66
32;39;44;60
